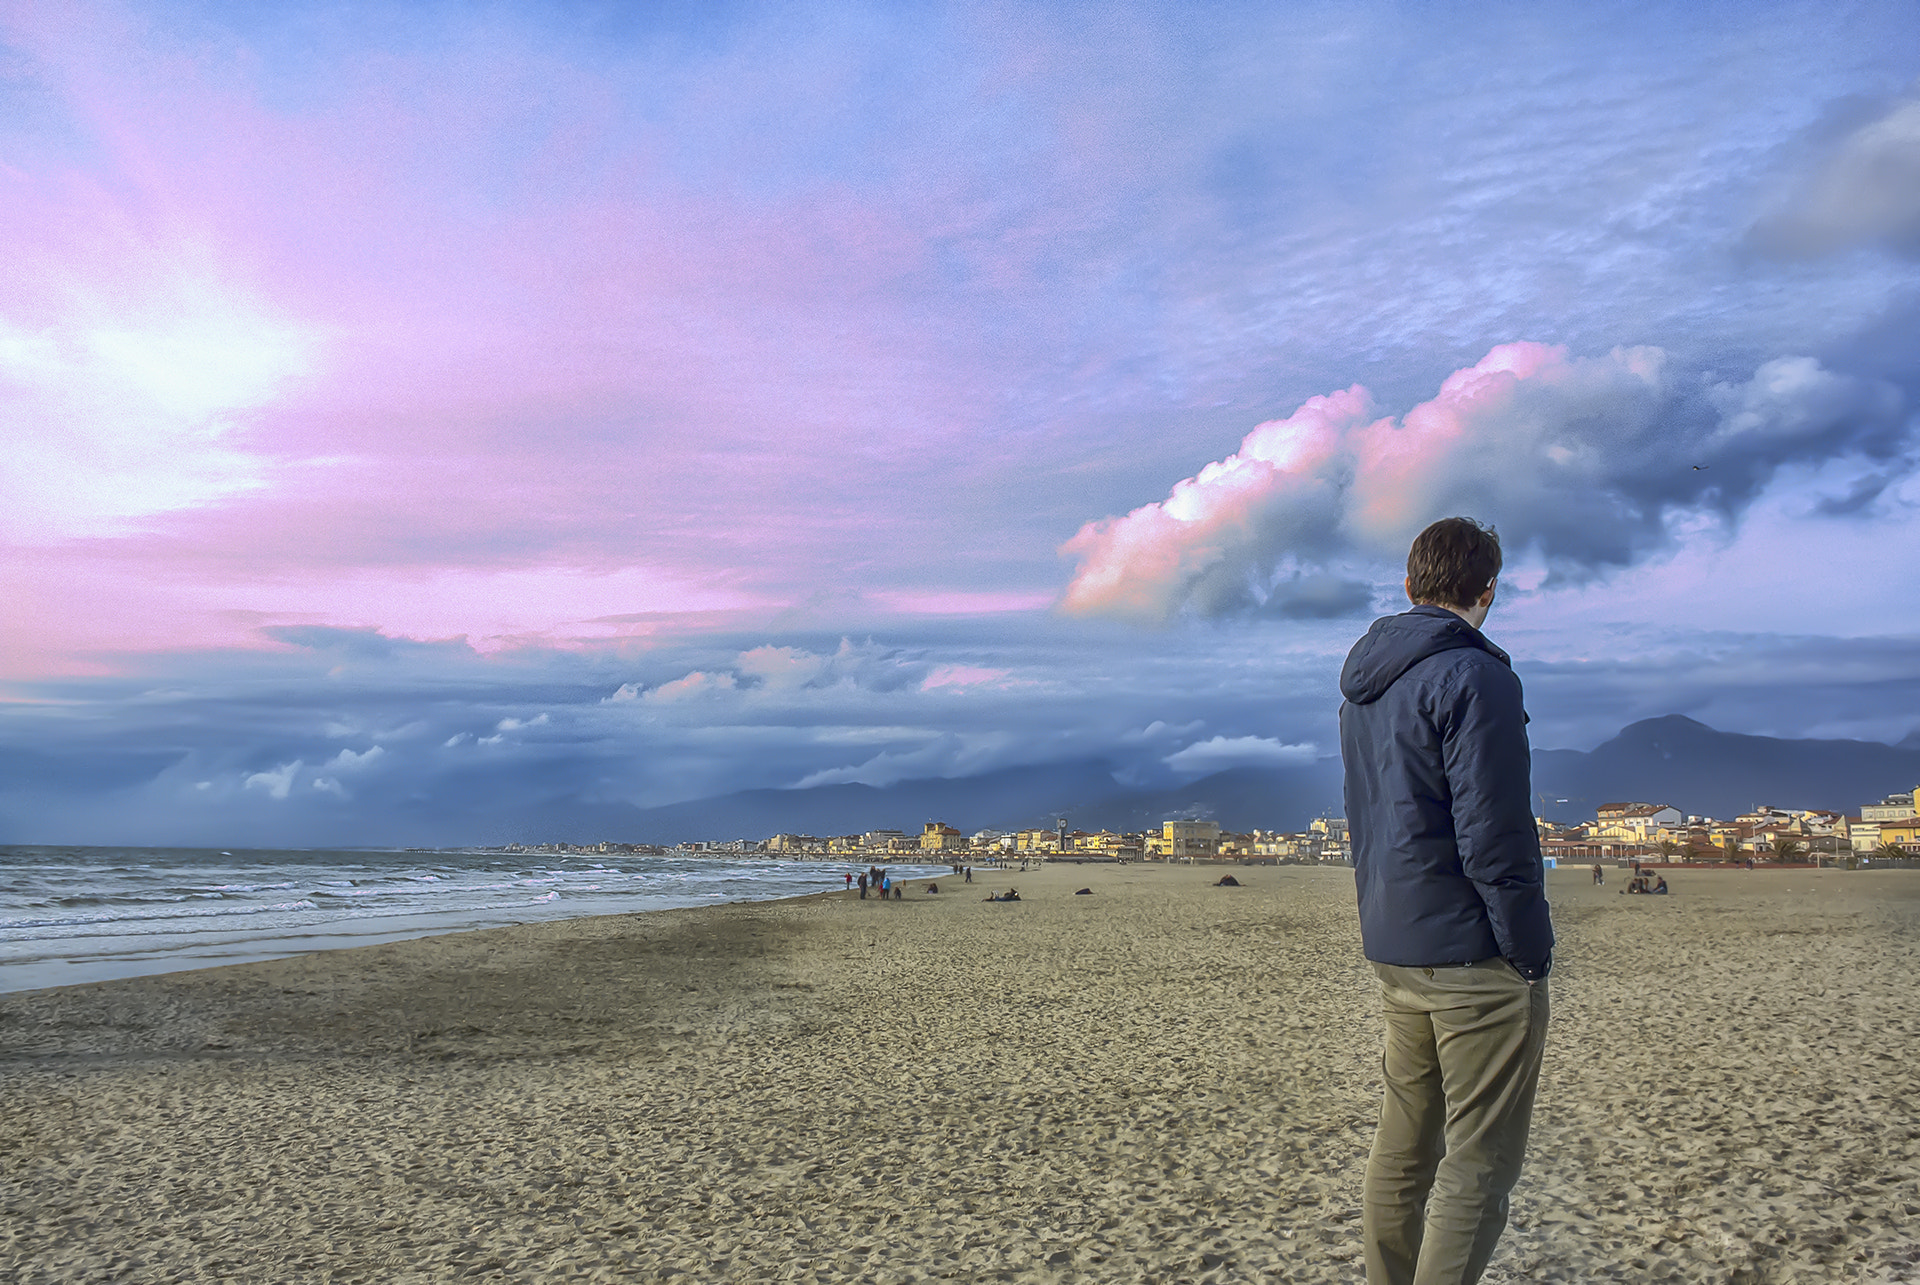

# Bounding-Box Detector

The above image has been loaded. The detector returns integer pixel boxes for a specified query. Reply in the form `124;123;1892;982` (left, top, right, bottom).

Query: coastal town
502;782;1920;866
1536;786;1920;865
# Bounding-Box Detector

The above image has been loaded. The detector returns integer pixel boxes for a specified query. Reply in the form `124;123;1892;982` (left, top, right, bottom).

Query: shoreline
5;863;1919;1282
1;855;1855;999
0;852;959;997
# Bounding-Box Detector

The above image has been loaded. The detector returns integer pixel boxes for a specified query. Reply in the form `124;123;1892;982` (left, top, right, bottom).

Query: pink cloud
643;670;738;703
1058;383;1380;620
1060;341;1905;622
920;664;1012;691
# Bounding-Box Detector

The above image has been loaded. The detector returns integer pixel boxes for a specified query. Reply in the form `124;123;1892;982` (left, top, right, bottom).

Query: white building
1596;803;1683;838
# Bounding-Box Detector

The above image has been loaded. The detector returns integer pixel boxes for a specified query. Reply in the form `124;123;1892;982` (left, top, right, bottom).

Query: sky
2;0;1918;845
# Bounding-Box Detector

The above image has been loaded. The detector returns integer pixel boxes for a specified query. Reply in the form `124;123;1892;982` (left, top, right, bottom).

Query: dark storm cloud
8;615;1920;846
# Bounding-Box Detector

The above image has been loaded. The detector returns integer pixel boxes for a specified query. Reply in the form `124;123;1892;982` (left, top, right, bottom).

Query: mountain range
503;715;1920;844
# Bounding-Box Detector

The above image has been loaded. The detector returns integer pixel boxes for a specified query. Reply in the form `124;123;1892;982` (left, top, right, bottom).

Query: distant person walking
1339;517;1554;1285
845;872;854;891
857;873;868;900
1592;863;1603;886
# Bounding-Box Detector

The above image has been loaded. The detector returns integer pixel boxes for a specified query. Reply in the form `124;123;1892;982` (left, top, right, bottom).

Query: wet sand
4;862;1918;1283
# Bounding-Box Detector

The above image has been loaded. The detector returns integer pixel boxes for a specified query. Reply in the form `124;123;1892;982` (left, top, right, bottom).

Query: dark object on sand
926;882;938;894
1074;887;1092;896
1215;875;1241;887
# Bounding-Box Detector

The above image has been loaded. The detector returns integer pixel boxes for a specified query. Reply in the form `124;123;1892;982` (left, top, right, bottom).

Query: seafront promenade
4;863;1917;1282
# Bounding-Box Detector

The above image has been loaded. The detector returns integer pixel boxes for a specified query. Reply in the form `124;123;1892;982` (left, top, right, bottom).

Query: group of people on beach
1592;861;1669;894
846;867;904;900
844;864;975;900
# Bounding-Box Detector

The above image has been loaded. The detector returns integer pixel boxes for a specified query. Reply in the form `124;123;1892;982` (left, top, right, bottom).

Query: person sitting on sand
1652;875;1668;895
926;882;939;895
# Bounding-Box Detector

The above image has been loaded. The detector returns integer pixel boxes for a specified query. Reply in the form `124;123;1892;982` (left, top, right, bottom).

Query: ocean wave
1;852;955;977
54;892;199;906
2;899;321;932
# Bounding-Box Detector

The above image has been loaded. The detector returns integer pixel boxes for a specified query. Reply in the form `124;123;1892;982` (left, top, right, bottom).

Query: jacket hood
1339;605;1510;705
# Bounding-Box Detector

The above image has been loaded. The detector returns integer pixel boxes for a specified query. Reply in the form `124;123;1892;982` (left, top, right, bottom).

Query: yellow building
1161;819;1220;860
1878;817;1920;851
920;821;966;852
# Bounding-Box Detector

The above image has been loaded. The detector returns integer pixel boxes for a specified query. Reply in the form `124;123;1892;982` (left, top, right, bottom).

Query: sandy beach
4;862;1919;1283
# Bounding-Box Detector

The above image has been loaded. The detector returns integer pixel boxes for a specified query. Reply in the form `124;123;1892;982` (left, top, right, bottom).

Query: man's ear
1405;576;1415;604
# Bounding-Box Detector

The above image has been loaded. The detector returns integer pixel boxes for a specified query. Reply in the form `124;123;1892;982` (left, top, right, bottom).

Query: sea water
0;847;952;994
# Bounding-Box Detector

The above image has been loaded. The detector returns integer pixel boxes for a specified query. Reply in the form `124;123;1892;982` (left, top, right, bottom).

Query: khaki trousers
1362;959;1550;1285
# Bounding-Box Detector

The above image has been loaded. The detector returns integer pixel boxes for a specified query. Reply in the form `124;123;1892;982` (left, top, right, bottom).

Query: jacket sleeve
1438;659;1555;976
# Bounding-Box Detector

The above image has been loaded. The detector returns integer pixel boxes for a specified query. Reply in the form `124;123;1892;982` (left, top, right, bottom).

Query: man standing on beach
1338;517;1554;1285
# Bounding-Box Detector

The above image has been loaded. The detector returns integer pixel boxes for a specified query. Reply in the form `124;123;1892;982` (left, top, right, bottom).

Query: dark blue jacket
1338;605;1554;978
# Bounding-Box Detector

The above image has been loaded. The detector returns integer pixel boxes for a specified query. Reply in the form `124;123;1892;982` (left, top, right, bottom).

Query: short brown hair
1406;517;1502;609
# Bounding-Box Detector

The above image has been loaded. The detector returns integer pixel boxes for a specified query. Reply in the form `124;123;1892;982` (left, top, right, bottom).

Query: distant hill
1532;715;1920;822
488;714;1920;844
489;757;1346;845
1057;762;1346;834
590;759;1130;845
489;759;1129;846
